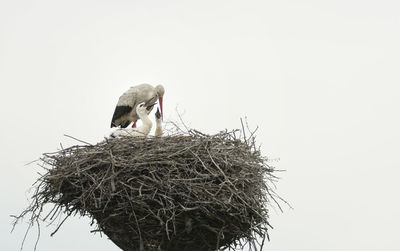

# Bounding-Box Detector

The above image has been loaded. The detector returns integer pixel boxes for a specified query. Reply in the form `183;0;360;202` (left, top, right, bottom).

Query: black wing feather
111;105;133;128
120;120;131;128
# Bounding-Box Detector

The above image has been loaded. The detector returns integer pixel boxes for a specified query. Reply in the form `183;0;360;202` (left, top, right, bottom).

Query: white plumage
110;102;153;138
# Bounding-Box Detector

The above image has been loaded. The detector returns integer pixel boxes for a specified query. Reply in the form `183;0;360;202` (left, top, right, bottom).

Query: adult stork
111;84;164;128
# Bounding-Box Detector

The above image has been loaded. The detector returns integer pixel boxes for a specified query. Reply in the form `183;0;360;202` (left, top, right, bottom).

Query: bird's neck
155;119;162;128
139;114;152;126
155;119;163;137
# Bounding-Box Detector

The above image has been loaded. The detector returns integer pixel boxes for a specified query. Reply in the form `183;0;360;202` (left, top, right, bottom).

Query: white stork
111;84;165;128
110;101;153;138
154;107;163;137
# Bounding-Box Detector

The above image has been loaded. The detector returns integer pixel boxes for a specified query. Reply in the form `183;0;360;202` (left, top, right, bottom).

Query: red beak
158;96;163;120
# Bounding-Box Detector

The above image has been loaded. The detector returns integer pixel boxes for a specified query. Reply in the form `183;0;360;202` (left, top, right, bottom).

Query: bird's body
110;102;153;138
111;84;164;128
154;108;163;137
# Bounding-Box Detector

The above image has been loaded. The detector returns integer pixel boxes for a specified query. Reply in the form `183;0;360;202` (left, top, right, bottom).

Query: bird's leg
132;120;137;128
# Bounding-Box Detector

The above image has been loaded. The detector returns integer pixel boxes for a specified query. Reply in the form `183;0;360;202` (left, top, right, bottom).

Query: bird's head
155;85;165;97
146;102;156;111
155;107;161;120
136;102;148;116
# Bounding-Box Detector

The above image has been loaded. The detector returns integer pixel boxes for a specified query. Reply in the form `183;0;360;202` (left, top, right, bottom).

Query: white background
1;0;399;250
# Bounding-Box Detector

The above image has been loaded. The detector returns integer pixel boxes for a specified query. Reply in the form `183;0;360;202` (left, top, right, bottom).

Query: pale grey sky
1;0;400;250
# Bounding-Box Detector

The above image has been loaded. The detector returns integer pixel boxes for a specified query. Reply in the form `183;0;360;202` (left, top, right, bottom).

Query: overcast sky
1;0;400;250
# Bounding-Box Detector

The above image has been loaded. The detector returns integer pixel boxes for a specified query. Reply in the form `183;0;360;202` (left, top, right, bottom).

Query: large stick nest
15;128;281;251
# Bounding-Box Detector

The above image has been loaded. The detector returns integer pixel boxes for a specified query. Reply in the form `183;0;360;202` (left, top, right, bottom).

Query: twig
63;134;93;146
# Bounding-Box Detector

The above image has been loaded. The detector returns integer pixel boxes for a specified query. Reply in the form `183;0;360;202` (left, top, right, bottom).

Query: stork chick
110;102;153;138
154;108;163;137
